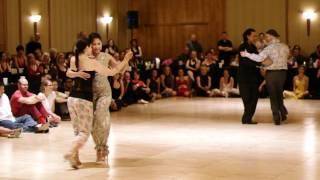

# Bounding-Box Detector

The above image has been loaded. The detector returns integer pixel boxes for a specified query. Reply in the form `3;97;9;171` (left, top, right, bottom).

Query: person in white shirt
0;81;47;132
39;79;61;126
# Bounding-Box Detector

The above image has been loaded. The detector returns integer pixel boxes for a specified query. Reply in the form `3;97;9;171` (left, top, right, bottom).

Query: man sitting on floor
0;81;49;133
10;77;50;125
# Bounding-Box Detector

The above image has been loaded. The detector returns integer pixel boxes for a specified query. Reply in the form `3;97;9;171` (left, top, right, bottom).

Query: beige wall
6;0;19;54
50;0;96;51
4;0;128;54
288;0;320;54
5;0;319;55
20;0;49;51
226;0;286;48
0;0;7;51
226;0;320;54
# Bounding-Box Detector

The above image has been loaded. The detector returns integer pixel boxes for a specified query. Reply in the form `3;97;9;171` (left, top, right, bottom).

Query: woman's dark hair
205;50;213;56
88;32;102;44
16;45;24;52
223;68;231;83
75;38;90;69
242;28;256;42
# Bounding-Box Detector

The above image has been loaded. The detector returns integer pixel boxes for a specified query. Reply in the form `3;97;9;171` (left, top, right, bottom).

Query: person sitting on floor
185;50;201;82
160;66;177;97
195;65;211;97
131;71;153;104
0;81;49;133
10;77;50;126
39;79;61;126
284;66;309;99
146;69;162;100
210;69;239;97
175;68;191;97
110;73;125;111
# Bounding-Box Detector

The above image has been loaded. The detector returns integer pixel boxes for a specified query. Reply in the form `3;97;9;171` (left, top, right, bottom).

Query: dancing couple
64;33;133;169
239;28;290;125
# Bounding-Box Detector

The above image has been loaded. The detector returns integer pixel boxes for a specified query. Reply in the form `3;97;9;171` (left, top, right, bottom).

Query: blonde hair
40;79;52;92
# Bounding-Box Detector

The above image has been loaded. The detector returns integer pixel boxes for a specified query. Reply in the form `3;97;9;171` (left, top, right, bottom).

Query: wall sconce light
30;15;41;36
100;16;113;40
302;10;317;36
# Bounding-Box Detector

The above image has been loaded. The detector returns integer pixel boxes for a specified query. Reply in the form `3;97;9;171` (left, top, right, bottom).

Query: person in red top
10;77;49;124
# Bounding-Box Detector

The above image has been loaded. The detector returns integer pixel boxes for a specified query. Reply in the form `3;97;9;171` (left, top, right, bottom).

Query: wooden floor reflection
1;97;320;180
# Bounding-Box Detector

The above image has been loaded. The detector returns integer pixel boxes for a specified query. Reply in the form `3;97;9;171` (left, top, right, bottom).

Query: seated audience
172;46;190;75
14;45;28;70
0;52;12;77
146;69;162;99
130;39;143;62
26;53;41;93
160;66;177;97
49;48;58;66
196;65;211;97
39;79;61;126
51;80;69;118
52;53;67;90
122;71;136;105
40;52;51;74
211;69;239;97
131;71;152;104
110;73;125;111
104;39;119;56
202;49;220;88
284;66;309;99
10;77;50;125
186;50;201;82
311;44;320;69
34;49;43;62
292;45;308;67
175;68;191;97
0;81;48;133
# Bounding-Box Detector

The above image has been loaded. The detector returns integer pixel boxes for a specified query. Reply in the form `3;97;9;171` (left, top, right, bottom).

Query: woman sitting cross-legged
175;68;191;97
110;73;125;111
283;66;309;99
211;69;239;97
146;69;162;100
38;79;62;127
195;65;211;97
160;66;177;97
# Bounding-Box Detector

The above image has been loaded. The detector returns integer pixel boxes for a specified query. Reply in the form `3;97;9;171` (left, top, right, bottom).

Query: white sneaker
36;122;49;131
138;99;149;104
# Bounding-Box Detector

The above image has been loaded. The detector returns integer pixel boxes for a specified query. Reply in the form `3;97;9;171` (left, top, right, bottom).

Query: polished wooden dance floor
1;98;320;180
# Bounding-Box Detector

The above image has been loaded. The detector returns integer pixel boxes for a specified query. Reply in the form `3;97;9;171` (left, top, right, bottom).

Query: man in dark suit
238;28;260;124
